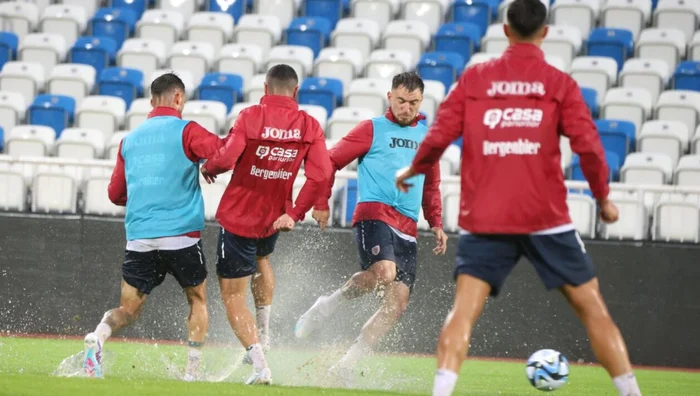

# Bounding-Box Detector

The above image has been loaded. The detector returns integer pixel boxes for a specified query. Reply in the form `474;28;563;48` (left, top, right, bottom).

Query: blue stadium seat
304;0;343;29
208;0;245;23
89;8;137;48
111;0;146;19
0;32;18;70
586;28;634;72
69;36;118;75
197;73;244;113
286;17;332;58
454;136;463;148
417;52;466;91
673;61;700;92
570;151;621;182
0;126;4;152
580;87;598;118
298;77;343;118
595;119;636;162
338;178;358;225
451;0;499;36
98;67;144;108
435;23;481;65
28;95;76;135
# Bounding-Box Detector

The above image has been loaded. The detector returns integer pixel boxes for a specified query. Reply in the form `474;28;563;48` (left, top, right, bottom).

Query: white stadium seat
675;155;700;186
689;31;700;62
442;185;460;232
118;39;167;80
655;91;700;142
601;0;651;40
48;63;96;105
187;12;235;52
638;120;689;166
619;58;670;105
466;53;500;68
541;25;582;71
201;174;228;220
365;49;414;80
168;41;216;85
421;80;446;125
137;10;186;50
0;169;26;211
600;190;648;240
0;91;26;132
570;56;619;104
299;104;328;131
401;0;449;35
314;47;365;89
352;0;400;31
84;176;125;216
56;128;105;160
6;125;56;157
482;24;508;55
255;0;298;29
245;74;267;104
636;28;686;73
332;18;381;61
217;44;264;88
125;98;152;130
182;100;228;134
0;61;45;109
653;0;700;43
561;136;573;170
550;0;600;39
226;102;256;131
266;45;315;79
327;106;375;140
601;87;653;133
653;193;700;242
158;0;197;20
546;55;568;72
146;69;195;99
76;96;127;141
440;144;461;175
0;1;39;40
345;78;392;117
235;14;283;56
108;131;128;160
40;5;87;48
382;20;431;65
567;193;597;238
32;172;77;213
621;152;674;184
62;0;98;22
19;33;67;80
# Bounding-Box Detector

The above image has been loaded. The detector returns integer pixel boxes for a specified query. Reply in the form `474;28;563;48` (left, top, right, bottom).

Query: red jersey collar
503;43;545;61
261;95;299;110
147;106;182;119
385;108;425;127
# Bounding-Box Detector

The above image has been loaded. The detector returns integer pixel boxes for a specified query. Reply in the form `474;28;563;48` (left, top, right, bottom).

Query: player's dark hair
392;72;424;94
266;64;299;93
150;72;186;98
507;0;548;40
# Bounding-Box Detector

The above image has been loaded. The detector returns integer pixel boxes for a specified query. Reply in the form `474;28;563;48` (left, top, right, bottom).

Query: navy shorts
354;220;418;291
122;241;207;295
455;231;595;296
216;228;279;279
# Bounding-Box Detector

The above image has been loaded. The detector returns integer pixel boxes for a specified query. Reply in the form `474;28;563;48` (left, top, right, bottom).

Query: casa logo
389;137;419;150
483;108;543;130
486;81;546;97
261;126;301;140
255;145;298;162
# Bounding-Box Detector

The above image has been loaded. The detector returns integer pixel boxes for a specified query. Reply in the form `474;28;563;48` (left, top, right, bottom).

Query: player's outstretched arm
201;115;248;183
107;141;127;206
182;121;226;163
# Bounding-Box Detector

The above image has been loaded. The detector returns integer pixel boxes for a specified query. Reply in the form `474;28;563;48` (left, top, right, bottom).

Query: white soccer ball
525;349;570;391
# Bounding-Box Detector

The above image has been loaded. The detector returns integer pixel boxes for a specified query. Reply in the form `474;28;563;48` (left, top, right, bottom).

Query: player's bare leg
432;274;491;396
220;276;271;385
84;280;147;377
561;278;641;395
251;255;274;351
183;282;208;381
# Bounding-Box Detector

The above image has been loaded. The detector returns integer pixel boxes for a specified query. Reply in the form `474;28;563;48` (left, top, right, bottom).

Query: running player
396;1;643;395
200;64;333;385
294;72;447;382
82;73;223;381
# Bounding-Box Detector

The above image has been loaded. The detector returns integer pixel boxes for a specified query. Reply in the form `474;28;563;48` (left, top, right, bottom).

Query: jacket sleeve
422;162;443;229
107;141;127;206
313;120;373;211
288;119;334;221
182;121;226;162
559;77;610;201
412;74;466;174
203;114;248;176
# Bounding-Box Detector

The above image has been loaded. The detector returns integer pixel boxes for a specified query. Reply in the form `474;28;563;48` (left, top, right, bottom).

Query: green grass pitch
0;336;698;395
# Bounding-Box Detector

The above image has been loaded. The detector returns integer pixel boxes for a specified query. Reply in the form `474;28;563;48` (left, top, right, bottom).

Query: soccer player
82;73;224;381
294;72;448;381
200;64;333;385
395;1;643;395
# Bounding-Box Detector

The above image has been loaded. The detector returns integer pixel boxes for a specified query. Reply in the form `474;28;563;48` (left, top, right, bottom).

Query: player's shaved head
505;0;548;43
265;64;299;98
150;72;186;113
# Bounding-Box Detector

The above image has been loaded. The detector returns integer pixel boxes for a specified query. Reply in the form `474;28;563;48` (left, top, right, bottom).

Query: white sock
432;369;458;396
613;372;642;396
255;306;271;338
246;343;268;372
338;337;371;368
188;348;202;360
320;288;345;316
94;323;112;345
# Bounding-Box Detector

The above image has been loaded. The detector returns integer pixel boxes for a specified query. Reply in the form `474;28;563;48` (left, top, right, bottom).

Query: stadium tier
1;0;700;242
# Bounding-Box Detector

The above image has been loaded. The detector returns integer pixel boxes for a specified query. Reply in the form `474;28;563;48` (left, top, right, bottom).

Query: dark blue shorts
354;220;417;291
216;227;279;279
455;231;595;297
122;240;207;295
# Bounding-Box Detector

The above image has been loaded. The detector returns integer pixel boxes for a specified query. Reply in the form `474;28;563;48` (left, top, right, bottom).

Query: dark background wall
0;215;699;368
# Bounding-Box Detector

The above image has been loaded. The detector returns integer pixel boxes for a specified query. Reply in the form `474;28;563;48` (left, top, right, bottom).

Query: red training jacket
412;43;610;234
314;109;443;237
203;95;333;239
107;106;224;238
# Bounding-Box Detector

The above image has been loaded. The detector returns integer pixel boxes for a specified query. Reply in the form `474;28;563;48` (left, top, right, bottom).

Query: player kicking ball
295;72;448;384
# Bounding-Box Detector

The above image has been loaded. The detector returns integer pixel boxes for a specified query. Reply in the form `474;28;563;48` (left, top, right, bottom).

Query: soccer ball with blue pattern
525;349;570;391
